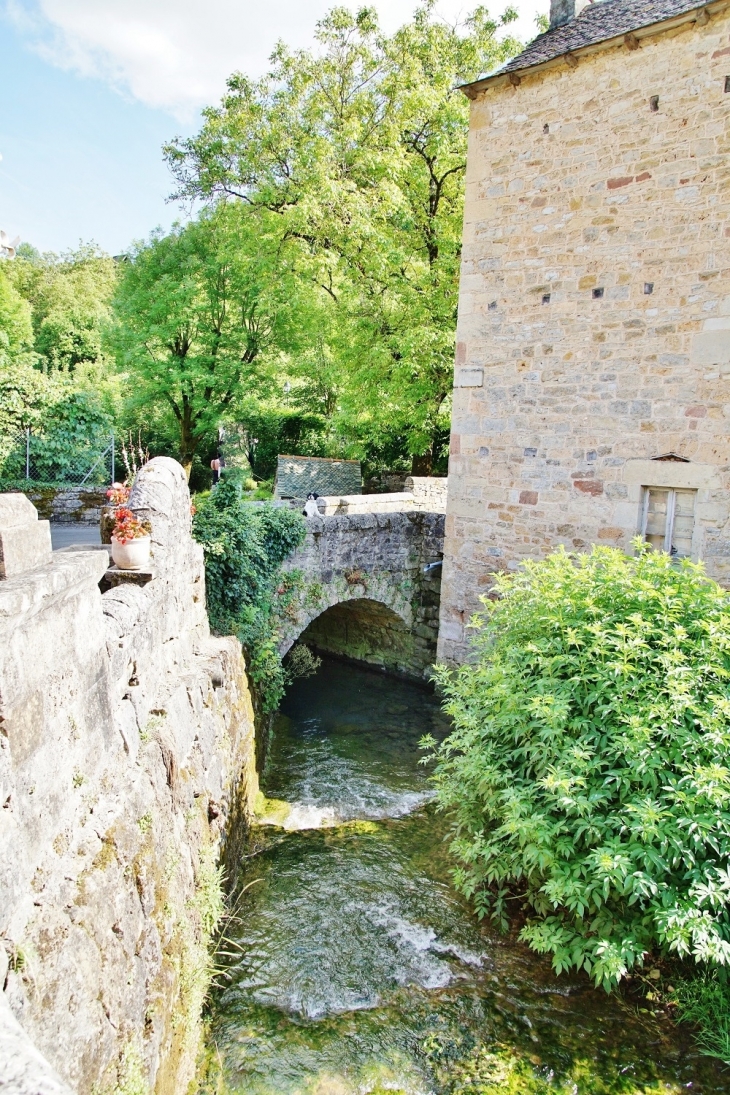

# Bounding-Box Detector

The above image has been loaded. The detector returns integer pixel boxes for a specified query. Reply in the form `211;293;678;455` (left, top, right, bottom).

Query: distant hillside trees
0;246;119;482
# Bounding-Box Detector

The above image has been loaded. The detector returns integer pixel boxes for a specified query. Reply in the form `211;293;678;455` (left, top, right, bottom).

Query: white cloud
6;0;545;120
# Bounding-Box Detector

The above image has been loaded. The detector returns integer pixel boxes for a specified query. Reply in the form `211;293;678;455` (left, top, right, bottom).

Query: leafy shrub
427;543;730;990
192;472;305;711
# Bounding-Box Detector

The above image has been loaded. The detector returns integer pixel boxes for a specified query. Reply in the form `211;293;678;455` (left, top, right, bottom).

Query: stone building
438;0;730;664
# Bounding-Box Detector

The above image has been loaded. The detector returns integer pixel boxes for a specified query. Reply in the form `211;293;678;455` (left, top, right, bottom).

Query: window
641;487;696;557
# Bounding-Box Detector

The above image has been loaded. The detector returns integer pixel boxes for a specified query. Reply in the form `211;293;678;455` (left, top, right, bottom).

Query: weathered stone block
0;494;52;579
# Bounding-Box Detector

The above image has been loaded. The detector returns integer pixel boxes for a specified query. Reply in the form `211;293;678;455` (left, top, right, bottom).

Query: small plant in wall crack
344;567;368;590
284;643;322;682
107;1040;148;1095
303;580;325;610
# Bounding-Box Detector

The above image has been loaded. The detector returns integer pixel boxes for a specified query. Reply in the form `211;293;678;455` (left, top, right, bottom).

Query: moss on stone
253;791;292;826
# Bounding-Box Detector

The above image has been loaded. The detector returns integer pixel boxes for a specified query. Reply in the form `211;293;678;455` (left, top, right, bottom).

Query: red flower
111;506;151;544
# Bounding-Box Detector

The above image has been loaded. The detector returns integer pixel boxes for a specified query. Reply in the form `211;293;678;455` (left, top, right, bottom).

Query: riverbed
204;658;727;1094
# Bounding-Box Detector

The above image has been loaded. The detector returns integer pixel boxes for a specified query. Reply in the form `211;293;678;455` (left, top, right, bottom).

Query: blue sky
0;15;177;255
0;0;544;256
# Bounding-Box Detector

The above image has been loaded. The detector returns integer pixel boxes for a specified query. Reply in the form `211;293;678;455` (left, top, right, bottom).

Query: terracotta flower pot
111;535;151;570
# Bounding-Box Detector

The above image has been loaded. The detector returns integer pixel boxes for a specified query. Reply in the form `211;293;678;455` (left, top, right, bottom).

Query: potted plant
110;506;152;570
101;482;130;544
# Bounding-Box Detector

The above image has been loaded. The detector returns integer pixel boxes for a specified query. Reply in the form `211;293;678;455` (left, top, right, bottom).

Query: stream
206;657;728;1095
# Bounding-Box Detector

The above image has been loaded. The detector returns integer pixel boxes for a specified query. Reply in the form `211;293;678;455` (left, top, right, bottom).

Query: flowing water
206;658;728;1095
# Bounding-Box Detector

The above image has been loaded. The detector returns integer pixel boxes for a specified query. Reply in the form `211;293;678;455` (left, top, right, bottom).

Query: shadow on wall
299;597;420;680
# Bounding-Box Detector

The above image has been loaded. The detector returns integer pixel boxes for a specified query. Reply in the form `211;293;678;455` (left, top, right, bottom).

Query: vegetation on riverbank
426;542;730;1055
192;470;306;711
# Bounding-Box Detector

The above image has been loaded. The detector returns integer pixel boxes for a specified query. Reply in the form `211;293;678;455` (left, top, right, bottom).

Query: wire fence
0;430;116;489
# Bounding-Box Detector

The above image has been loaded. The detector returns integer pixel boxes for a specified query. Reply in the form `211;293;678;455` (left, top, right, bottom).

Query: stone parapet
0;992;73;1095
0;487;108;526
405;476;448;512
0;458;257;1095
316;477;447;516
0;494;52;580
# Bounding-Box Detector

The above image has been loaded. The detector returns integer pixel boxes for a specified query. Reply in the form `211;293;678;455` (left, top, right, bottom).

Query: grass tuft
674;971;730;1064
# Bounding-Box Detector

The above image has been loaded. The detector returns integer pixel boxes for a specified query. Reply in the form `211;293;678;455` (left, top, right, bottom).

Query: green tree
426;544;730;991
0;263;46;469
0;263;34;357
0;247;121;483
7;243;118;373
113;206;291;476
165;4;520;473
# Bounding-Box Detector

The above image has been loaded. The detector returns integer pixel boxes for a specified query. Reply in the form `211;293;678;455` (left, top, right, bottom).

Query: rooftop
463;0;711;92
274;455;362;499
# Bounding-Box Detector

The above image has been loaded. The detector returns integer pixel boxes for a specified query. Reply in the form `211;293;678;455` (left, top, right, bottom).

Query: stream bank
201;658;726;1095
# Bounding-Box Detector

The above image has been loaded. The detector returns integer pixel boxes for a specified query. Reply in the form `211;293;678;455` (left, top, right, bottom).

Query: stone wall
2;486;109;525
280;510;445;680
315;477;447;516
0;459;257;1094
439;8;730;663
405;476;449;511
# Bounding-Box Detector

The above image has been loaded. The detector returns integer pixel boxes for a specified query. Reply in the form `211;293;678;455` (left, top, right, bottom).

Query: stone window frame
623;459;721;564
640;485;697;558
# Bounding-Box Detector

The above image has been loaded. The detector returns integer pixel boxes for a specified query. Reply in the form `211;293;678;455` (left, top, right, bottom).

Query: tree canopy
1;6;523;485
7;243;117;373
112;206;295;474
165;4;520;472
0;245;120;483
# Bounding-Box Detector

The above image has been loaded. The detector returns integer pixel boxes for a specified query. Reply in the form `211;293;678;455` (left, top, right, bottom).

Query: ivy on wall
192;470;306;712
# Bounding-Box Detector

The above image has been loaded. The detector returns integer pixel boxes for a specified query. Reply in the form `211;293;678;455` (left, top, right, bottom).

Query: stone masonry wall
0;459;257;1094
439;7;730;664
405;476;449;511
15;486;107;525
315;477;447;516
280;510;445;680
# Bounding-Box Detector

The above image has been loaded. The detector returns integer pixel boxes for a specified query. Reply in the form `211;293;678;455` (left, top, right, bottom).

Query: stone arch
278;575;414;657
277;509;445;681
288;595;423;679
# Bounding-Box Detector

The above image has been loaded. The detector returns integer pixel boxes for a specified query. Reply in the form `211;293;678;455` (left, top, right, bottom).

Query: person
210;452;225;484
303;492;320;517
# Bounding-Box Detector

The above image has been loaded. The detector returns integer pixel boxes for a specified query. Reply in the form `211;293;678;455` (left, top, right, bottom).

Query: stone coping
0;551;109;624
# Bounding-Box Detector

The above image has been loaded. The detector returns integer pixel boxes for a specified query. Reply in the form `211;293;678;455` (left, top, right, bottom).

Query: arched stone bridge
277;486;446;681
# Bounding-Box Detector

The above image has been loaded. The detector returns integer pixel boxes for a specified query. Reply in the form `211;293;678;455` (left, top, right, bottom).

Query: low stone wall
405;476;448;511
0;460;257;1094
0;486;108;524
316;477;447;517
318;492;417;515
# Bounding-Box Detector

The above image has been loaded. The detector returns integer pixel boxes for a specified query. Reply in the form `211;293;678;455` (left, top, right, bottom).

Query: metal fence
0;430;116;488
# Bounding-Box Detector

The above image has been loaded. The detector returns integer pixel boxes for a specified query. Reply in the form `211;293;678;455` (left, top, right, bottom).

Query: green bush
192;472;305;711
426;542;730;990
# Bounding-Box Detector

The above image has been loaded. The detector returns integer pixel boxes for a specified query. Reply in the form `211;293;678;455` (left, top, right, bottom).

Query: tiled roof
274;455;362;499
470;0;707;85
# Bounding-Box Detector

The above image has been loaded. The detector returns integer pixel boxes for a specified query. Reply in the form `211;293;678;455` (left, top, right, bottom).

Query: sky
0;0;545;256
